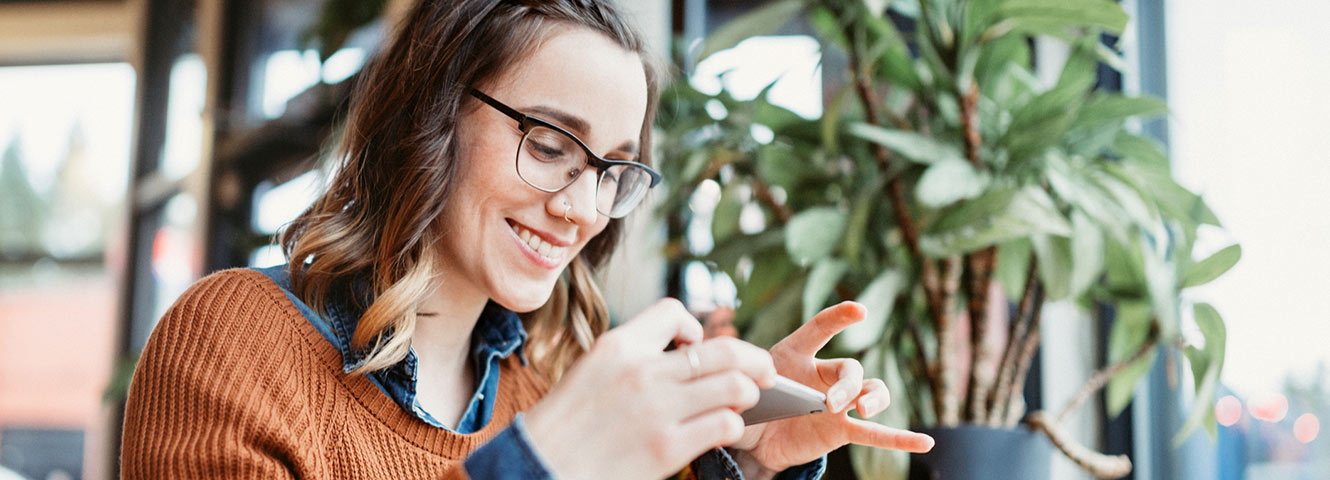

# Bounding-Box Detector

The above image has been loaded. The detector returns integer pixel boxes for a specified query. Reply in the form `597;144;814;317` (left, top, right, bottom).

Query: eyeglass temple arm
468;88;526;123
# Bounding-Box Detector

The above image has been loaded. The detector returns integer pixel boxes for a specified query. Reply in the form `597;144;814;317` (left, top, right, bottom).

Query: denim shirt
253;264;824;479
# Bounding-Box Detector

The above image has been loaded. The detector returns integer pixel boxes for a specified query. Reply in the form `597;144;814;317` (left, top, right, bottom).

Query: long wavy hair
279;0;663;381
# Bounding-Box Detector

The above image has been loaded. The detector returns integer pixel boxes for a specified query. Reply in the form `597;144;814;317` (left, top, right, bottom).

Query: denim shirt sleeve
464;413;556;479
691;448;827;480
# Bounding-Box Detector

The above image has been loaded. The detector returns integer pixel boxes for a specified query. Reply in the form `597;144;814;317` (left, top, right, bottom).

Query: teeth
511;222;564;263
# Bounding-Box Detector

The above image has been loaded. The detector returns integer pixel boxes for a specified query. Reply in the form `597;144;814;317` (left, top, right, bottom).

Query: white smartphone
741;375;827;425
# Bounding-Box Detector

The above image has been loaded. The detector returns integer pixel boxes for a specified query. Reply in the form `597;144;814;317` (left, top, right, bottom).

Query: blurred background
0;0;1325;479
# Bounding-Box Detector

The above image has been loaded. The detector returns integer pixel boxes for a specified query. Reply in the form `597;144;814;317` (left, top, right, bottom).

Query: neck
412;281;489;375
408;281;490;428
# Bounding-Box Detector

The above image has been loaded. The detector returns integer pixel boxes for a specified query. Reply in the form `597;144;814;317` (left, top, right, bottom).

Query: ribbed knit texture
121;268;550;479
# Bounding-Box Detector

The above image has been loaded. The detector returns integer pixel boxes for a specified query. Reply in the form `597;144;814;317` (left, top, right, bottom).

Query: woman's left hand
728;301;935;474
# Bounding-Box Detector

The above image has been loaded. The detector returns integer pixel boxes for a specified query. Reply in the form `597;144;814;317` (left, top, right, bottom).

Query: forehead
486;26;648;152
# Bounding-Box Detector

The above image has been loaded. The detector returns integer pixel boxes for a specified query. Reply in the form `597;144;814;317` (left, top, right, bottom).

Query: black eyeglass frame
467;87;662;215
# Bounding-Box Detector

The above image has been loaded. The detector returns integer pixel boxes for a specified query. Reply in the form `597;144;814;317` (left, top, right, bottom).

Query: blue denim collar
253;264;527;431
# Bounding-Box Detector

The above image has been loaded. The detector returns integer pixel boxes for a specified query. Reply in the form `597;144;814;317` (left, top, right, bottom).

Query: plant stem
749;178;792;224
1003;284;1045;428
1026;411;1133;479
1055;332;1158;424
961;81;983;170
964;246;1000;422
987;256;1039;425
955;77;994;422
848;31;951;420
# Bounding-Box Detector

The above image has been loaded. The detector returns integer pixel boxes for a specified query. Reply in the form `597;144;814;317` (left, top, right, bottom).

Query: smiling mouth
507;220;566;265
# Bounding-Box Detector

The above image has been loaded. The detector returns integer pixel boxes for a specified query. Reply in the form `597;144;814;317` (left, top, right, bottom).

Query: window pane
0;62;135;480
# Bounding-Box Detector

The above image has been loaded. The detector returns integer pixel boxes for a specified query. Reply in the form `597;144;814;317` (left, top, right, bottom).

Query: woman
120;1;934;478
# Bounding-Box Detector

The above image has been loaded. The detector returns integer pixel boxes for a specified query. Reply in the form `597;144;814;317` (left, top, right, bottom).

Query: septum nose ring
562;200;573;223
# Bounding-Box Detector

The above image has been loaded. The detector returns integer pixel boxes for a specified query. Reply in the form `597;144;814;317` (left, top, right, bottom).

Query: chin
492;281;559;313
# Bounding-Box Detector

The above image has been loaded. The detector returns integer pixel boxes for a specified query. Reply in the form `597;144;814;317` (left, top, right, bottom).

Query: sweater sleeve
121;270;309;479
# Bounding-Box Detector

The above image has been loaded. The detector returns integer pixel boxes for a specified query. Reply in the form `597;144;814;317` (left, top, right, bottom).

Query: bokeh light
1215;395;1243;426
1294;414;1320;444
1249;392;1289;422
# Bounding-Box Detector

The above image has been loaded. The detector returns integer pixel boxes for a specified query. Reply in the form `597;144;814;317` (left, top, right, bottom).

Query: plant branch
964;246;1000;422
1003;283;1045;428
1026;411;1133;479
961;81;983;170
1056;331;1159;424
987;256;1039;425
750;178;792;224
848;28;955;423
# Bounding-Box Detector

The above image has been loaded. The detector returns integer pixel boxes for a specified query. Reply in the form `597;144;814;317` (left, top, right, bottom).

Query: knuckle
646;427;677;460
712;339;741;365
722;372;752;399
656;297;687;314
594;332;625;355
619;364;652;392
719;413;745;443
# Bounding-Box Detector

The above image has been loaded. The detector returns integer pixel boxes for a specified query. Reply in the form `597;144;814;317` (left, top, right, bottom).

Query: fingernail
829;389;847;411
861;399;879;417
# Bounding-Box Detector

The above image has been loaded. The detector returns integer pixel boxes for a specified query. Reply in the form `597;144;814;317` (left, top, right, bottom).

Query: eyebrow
524;105;639;156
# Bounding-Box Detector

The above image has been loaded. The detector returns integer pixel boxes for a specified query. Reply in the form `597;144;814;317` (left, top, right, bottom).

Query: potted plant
655;0;1240;478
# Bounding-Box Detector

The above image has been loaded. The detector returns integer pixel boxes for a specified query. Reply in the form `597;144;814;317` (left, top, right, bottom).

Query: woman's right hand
523;298;778;479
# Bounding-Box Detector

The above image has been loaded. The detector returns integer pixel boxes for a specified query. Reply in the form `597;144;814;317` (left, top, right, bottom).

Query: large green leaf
1113;133;1169;171
1142;234;1180;340
697;0;805;62
1069;211;1105;299
1032;234;1074;301
735;250;802;327
786;207;849;264
989;0;1129;38
757;144;819;190
836;270;906;353
1072;95;1169;132
803;258;849;322
915;158;989;208
1105;301;1157;417
923;185;1072;256
1173;303;1227;447
744;277;807;350
843;175;886;265
707;229;784;273
995;238;1033;301
712;185;744;245
1182;244;1242;288
1044;155;1131;244
846;123;965;165
851;344;912;480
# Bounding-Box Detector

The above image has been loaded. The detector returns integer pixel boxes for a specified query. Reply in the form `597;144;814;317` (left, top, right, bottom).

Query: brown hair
279;0;664;380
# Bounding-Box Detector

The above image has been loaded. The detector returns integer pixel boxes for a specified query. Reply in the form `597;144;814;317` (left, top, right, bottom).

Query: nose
550;170;599;224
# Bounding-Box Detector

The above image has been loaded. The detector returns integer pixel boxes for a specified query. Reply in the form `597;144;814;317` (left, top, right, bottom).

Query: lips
507;220;568;265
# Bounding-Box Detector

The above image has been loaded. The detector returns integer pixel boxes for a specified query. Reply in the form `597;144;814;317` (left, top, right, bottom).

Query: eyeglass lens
517;125;650;218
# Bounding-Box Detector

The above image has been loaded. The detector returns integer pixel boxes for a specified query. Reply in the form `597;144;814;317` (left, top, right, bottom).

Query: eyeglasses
468;88;661;219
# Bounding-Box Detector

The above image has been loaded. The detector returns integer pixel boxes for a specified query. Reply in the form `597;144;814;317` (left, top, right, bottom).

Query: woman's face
441;26;648;312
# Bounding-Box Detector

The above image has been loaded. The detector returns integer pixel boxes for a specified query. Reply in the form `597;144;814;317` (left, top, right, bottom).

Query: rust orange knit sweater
120;268;550;479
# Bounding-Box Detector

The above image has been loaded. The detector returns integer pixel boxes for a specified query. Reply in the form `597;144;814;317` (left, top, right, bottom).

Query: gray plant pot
907;425;1053;480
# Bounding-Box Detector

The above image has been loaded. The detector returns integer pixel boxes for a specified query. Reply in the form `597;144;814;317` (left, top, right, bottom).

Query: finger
773;301;866;357
844;417;935;453
817;358;864;413
665;337;777;388
854;379;891;418
615;298;704;351
674;409;747;460
674;371;761;418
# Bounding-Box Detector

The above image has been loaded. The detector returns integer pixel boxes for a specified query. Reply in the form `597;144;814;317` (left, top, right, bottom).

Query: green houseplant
655;0;1240;478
